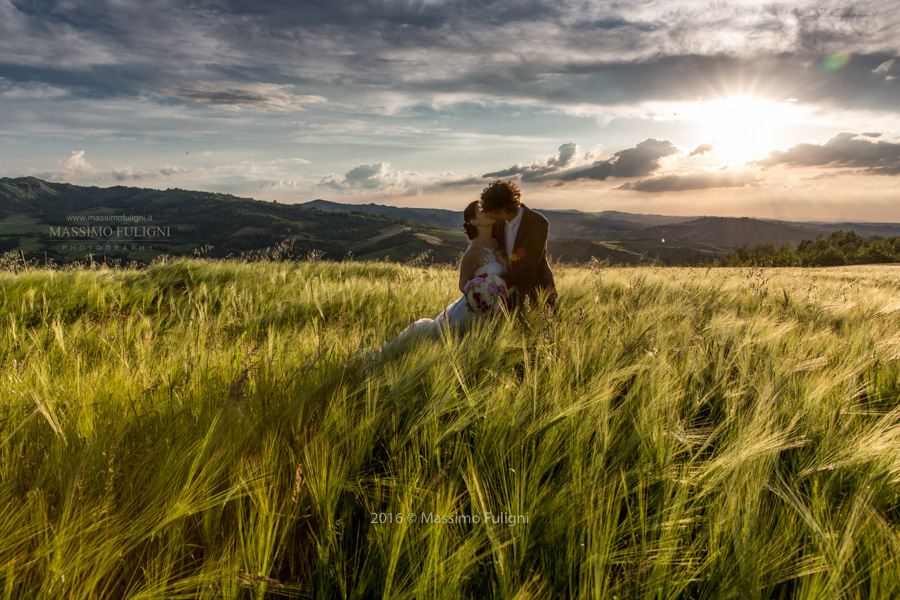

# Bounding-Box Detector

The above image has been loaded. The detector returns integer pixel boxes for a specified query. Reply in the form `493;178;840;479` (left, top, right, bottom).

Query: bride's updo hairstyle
462;200;479;240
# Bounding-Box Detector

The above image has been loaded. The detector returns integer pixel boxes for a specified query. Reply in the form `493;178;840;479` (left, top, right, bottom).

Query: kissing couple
393;179;557;345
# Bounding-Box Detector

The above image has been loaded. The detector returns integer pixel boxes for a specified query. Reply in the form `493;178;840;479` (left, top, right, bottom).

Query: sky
1;0;899;220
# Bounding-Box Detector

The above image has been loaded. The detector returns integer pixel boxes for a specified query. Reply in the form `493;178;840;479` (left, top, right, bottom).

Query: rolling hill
0;177;467;265
302;199;900;246
3;177;899;268
624;216;824;247
303;199;687;240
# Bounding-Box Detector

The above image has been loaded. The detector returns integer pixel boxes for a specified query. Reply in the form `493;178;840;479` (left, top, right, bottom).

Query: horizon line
3;175;900;226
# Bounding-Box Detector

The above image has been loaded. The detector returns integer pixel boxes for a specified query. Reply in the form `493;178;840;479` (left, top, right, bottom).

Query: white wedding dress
392;247;507;344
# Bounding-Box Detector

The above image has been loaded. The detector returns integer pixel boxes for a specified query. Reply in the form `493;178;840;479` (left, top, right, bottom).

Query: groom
479;179;557;310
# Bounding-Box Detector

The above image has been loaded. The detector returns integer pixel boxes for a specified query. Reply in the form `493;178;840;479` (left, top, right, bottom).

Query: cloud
483;143;586;182
162;83;326;111
436;175;486;188
755;132;900;175
35;150;98;182
690;143;714;157
873;58;896;79
319;162;403;191
483;139;679;184
2;0;900;207
60;150;96;175
274;158;312;164
201;158;326;194
0;77;68;99
549;142;578;168
3;0;898;117
112;165;190;182
618;171;759;193
263;179;299;189
318;161;488;196
557;138;680;181
344;163;396;188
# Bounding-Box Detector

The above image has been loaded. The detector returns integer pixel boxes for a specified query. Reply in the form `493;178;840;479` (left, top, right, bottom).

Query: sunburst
689;95;800;161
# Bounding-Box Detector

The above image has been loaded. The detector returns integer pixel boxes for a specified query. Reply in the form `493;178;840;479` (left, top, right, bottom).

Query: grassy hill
304;200;900;245
0;177;467;265
626;216;824;246
2;257;900;597
0;178;727;267
548;237;727;265
303;198;688;240
3;178;898;270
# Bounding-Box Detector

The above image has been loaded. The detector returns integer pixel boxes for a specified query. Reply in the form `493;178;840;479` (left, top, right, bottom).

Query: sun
690;95;797;161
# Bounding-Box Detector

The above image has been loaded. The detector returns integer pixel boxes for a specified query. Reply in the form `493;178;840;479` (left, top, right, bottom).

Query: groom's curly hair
478;179;521;213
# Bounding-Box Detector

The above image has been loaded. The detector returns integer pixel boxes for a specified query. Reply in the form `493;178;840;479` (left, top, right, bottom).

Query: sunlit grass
1;258;899;598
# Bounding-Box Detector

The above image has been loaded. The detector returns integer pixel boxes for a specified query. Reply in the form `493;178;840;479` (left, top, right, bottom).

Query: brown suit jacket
491;205;556;306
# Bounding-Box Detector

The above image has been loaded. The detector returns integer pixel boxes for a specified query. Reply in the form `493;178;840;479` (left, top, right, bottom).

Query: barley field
1;258;900;599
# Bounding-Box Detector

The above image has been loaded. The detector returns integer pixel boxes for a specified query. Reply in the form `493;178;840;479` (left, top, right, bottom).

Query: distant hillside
302;199;688;241
548;238;727;265
625;217;825;247
0;177;467;265
806;222;900;238
304;199;462;230
302;199;900;246
0;178;727;267
3;178;898;268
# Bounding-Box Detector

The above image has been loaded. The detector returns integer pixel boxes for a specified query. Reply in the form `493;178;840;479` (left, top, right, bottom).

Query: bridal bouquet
464;273;510;315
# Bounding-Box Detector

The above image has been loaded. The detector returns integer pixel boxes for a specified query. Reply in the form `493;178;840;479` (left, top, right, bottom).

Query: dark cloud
2;0;898;116
755;132;900;175
166;88;280;108
112;166;189;182
482;142;581;182
185;0;565;29
558;139;679;182
485;138;679;184
163;85;326;110
788;4;900;59
414;50;900;115
317;161;485;195
549;142;578;167
618;171;758;193
690;143;714;157
3;0;900;199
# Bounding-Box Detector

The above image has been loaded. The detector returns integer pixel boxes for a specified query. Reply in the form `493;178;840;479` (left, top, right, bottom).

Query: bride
390;200;508;345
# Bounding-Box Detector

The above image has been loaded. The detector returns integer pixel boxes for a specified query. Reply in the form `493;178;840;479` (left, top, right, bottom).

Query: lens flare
822;51;852;72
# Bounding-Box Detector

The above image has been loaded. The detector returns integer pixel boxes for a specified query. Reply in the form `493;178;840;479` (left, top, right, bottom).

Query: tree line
720;230;900;267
